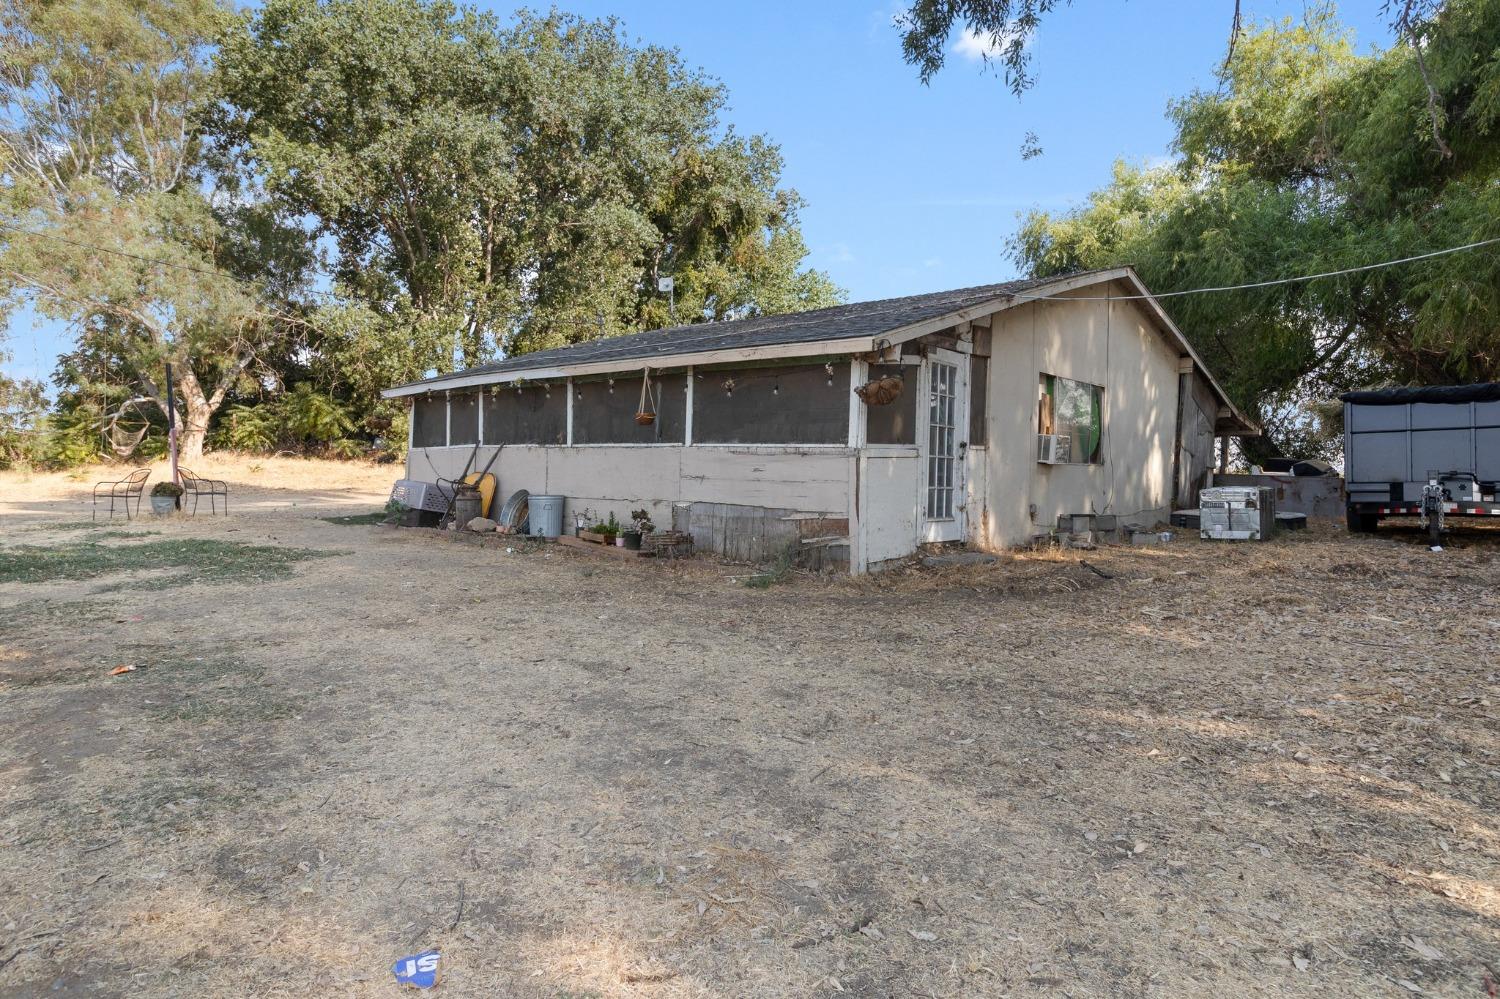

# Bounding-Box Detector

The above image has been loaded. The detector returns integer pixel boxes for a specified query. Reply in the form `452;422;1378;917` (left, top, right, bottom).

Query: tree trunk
172;366;215;464
177;400;212;464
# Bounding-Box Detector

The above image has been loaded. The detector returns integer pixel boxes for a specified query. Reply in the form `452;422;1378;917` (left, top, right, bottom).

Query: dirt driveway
1;462;1497;997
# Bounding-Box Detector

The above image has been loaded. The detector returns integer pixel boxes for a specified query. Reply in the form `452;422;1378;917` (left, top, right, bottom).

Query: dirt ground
1;458;1497;998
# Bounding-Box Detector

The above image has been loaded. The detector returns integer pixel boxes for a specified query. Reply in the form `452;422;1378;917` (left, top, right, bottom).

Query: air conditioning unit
1036;433;1071;464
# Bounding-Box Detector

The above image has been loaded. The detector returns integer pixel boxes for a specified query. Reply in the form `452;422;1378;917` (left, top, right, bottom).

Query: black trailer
1342;383;1500;542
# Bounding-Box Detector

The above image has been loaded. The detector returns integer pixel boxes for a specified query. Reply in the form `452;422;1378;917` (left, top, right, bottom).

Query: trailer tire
1346;509;1378;534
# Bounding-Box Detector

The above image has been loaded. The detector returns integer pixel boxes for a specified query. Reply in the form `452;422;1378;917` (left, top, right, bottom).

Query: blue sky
2;1;1394;390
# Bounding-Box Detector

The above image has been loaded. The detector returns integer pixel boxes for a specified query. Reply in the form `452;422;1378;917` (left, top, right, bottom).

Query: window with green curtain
1040;374;1103;463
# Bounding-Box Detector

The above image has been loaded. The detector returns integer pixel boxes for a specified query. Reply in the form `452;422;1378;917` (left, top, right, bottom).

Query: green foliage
1;0;314;462
7;1;846;457
895;0;1063;90
1011;1;1500;460
151;481;184;498
42;403;106;467
0;538;330;587
217;1;843;378
742;542;798;589
279;382;353;443
215;383;355;455
221;403;279;453
0;369;48;469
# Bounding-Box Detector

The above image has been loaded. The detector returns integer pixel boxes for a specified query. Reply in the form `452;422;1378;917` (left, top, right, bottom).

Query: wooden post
165;363;179;486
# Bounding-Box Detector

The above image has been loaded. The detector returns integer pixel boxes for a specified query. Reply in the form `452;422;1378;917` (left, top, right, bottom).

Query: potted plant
623;508;653;550
604;512;623;546
150;480;183;515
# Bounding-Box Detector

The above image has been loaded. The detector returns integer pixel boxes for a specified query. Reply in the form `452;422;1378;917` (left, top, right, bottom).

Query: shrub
151;481;184;498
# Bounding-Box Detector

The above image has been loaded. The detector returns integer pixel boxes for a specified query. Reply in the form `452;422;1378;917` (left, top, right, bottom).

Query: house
382;266;1256;572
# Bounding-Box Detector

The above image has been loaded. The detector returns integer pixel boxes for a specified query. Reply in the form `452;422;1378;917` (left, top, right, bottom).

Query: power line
1007;236;1500;301
7;215;1498;320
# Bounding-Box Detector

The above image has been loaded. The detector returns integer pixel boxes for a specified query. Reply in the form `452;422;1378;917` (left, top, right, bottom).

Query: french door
920;348;968;543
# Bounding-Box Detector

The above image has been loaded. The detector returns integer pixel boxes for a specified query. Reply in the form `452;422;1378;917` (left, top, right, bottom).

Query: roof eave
380;333;879;399
873;265;1260;436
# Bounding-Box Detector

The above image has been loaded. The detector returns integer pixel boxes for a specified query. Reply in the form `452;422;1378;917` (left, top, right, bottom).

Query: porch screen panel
572;373;686;444
448;392;479;446
865;364;917;445
412;396;447;448
481;385;566;444
693;363;851;444
969;355;988;446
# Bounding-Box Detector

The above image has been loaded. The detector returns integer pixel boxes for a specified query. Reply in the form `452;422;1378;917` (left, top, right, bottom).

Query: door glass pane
926;360;959;521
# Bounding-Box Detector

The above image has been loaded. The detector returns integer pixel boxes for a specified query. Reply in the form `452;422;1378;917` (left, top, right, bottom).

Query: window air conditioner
1036;433;1070;464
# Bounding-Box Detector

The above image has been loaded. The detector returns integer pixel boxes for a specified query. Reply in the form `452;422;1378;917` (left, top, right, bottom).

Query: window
411;396;447;448
1038;374;1102;464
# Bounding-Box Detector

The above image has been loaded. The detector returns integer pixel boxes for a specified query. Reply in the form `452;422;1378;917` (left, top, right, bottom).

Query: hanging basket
634;367;657;425
854;375;904;406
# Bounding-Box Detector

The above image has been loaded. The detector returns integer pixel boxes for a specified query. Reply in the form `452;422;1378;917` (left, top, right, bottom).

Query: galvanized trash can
528;494;565;537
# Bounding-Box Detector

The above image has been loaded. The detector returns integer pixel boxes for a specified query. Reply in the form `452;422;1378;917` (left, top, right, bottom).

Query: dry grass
0;474;1497;997
0;453;396;518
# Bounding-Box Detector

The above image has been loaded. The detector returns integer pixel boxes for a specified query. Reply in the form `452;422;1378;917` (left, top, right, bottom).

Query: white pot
150;495;178;515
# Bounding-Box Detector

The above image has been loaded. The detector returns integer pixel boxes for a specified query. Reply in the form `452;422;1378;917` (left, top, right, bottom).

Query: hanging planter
854;374;904;406
634;367;657;426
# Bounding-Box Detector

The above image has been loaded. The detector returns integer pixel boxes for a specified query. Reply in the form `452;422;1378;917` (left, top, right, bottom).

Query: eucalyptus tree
0;0;313;461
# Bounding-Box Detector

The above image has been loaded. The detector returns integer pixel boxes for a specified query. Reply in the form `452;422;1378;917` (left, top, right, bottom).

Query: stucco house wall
983;282;1188;548
408;442;853;539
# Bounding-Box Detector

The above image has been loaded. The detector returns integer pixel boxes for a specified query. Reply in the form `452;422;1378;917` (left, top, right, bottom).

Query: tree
0;354;46;468
896;0;1065;91
215;0;841;426
1011;1;1500;460
0;0;312;461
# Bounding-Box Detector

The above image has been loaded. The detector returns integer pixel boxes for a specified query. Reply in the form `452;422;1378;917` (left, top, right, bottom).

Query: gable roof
383;266;1256;434
386;271;1106;393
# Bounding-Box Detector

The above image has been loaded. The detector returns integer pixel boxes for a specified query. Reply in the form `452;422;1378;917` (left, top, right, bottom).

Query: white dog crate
390;478;454;514
1199;485;1276;541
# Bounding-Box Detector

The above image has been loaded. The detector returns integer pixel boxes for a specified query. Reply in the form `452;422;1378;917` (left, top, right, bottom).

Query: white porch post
684;366;695;446
848;357;868;574
565;378;574;446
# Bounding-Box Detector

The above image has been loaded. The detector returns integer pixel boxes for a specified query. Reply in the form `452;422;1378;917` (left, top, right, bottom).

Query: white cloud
923;257;944;269
824;242;856;264
951;24;1029;63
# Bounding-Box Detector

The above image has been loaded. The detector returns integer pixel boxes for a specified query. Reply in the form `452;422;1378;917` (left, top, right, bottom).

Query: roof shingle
389;272;1107;393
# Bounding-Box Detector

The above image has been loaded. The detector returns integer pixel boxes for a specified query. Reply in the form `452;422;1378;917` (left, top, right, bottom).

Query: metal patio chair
177;467;230;516
92;467;150;521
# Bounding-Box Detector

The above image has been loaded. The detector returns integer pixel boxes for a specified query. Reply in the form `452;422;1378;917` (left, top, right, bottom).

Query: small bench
93;468;151;521
178;467;230;516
